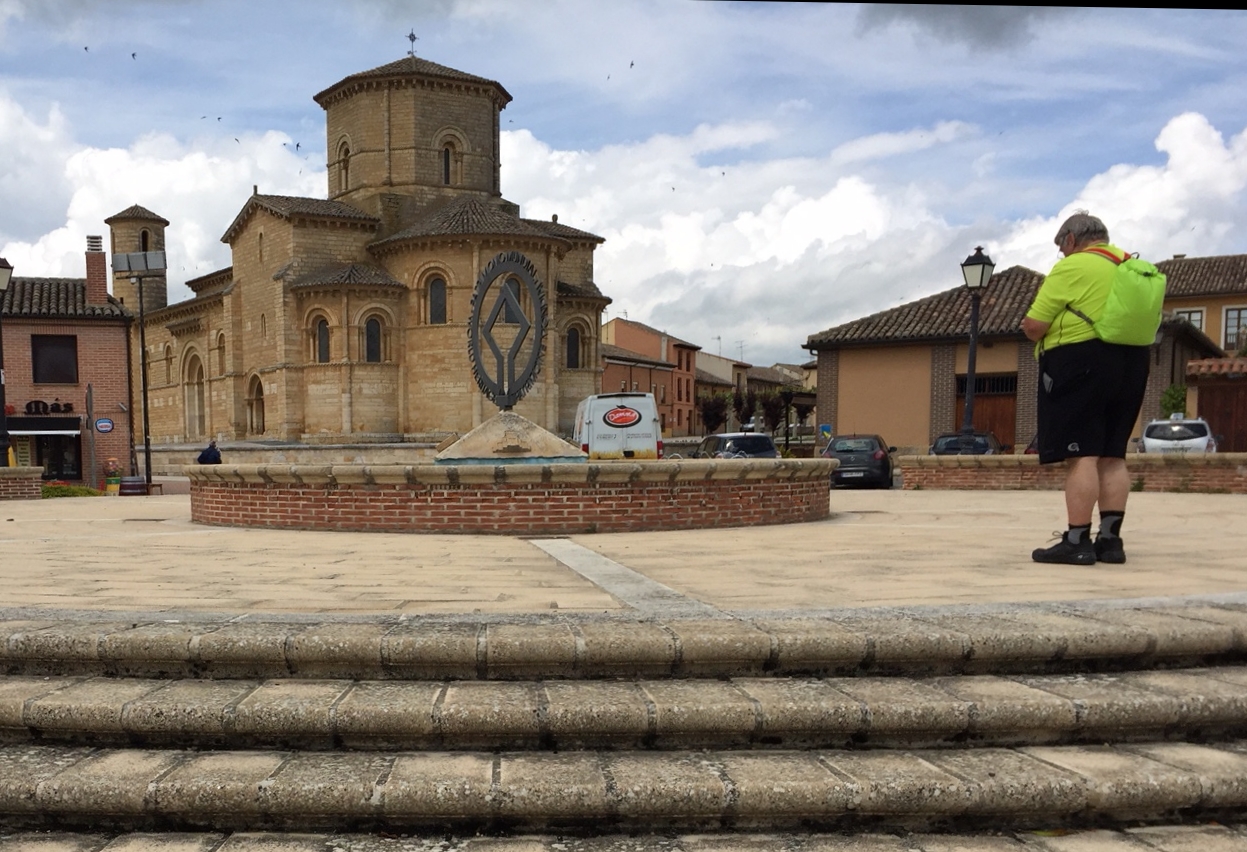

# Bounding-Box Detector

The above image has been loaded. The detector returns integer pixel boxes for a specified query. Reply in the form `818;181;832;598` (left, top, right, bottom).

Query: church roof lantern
289;262;405;291
313;56;512;108
104;204;170;226
221;194;379;244
371;195;564;250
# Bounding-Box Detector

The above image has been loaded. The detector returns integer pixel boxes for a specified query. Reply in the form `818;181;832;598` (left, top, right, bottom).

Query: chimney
85;235;107;305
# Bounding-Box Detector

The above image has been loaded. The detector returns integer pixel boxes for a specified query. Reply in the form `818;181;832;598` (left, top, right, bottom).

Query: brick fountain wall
187;459;835;535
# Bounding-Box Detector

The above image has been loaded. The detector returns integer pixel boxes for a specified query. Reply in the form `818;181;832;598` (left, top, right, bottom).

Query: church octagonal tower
314;57;511;237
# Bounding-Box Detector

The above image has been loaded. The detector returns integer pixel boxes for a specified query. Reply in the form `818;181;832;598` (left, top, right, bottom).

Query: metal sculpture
467;251;548;410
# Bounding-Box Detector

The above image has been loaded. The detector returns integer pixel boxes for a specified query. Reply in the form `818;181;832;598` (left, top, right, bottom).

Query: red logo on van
603;406;642;428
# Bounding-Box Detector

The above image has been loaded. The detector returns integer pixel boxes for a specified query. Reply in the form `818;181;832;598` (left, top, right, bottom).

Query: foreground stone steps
3;740;1247;833
3;668;1247;752
5;825;1247;851
4;603;1247;680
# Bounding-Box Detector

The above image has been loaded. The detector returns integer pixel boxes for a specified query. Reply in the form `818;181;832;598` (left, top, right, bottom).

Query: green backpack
1065;247;1166;346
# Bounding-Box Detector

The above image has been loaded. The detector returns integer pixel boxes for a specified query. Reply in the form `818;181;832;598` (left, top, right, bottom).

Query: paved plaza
1;488;1243;617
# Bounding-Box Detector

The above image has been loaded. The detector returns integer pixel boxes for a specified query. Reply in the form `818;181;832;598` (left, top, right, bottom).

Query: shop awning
3;416;81;436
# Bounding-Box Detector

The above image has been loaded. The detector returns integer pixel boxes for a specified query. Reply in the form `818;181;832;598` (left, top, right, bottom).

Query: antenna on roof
712;335;721;356
407;29;418;57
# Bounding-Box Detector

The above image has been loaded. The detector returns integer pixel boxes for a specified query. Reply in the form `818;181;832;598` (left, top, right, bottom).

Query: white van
573;393;663;460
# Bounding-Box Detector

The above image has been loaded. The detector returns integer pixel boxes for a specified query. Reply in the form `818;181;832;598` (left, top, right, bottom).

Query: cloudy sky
3;2;1247;366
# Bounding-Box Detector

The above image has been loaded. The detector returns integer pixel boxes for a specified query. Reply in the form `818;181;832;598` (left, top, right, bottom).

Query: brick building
601;318;699;436
118;56;610;447
806;264;1223;453
1;238;132;483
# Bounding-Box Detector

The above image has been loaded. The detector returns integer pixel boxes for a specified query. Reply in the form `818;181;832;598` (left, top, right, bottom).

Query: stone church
111;56;609;445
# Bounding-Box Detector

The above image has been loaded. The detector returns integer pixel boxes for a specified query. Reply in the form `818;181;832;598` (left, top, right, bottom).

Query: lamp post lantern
0;258;12;467
959;246;995;439
112;251;166;486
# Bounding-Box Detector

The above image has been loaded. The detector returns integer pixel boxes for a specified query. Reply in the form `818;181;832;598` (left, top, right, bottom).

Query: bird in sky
630;61;634;68
234;138;239;143
131;52;136;60
83;46;88;52
295;142;301;152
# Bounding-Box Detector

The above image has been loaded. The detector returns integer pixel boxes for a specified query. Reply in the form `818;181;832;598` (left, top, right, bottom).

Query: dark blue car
823;434;895;488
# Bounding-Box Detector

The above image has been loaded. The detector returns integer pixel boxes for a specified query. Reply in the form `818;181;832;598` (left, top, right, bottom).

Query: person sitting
196;440;222;465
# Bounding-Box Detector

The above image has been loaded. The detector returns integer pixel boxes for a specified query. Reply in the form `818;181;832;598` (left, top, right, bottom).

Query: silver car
1140;414;1218;453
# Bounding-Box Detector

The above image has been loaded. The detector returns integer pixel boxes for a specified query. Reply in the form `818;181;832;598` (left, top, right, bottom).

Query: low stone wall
187;458;835;535
898;453;1247;493
0;467;45;500
148;443;441;475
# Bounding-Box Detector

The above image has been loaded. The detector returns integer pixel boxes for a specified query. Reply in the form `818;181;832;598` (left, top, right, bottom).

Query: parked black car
822;434;895;488
929;431;1006;455
693;432;781;459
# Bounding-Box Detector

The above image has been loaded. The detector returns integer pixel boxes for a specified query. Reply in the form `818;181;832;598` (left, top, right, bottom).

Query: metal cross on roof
407;30;418;56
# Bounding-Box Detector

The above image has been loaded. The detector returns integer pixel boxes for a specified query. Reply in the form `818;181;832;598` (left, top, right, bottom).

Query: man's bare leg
1065;456;1101;526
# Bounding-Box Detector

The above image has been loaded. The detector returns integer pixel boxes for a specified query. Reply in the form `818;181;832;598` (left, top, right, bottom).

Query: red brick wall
3;317;133;481
189;463;832;534
899;454;1247;494
0;469;43;500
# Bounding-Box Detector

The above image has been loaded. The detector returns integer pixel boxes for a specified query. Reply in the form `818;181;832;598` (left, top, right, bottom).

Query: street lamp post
959;247;995;441
0;258;12;467
111;251;166;486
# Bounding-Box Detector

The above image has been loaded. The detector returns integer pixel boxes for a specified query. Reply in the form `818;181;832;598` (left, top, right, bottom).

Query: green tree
1160;383;1187;417
759;390;787;433
697;393;730;434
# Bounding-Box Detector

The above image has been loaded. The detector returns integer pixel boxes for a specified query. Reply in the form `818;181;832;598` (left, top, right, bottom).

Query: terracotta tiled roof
222;195;377;244
747;365;797;386
372;196;559;247
1187;357;1247;378
314;57;511;107
607;317;701;350
601;343;674;369
696;368;733;387
556;280;608;301
521;218;605;243
104;204;169;226
806;265;1044;349
1156;254;1247;298
289;263;404;290
2;278;128;319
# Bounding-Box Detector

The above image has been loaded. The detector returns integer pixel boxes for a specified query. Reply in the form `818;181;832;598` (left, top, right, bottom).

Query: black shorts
1036;339;1149;464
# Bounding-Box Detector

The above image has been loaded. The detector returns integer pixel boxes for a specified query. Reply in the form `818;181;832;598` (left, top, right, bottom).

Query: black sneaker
1032;534;1096;565
1094;536;1126;564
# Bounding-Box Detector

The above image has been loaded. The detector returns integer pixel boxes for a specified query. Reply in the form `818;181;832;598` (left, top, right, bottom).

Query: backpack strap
1081;246;1126;264
1064;246;1127;328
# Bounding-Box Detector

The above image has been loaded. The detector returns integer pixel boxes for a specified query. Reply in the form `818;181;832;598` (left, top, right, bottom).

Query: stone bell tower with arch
105;204;170;312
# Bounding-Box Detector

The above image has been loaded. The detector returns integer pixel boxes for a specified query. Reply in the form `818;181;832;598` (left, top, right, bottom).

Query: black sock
1099;511;1124;540
1065;524;1092;545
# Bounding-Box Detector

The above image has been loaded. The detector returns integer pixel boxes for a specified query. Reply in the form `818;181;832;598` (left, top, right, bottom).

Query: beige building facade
114;57;609;446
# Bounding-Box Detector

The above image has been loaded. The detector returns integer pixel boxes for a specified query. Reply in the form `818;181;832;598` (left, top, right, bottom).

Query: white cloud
0;94;324;299
830;121;974;166
999;112;1247;272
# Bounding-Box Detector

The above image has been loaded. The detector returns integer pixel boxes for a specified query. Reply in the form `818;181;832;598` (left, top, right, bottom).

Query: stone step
3;740;1247;834
3;603;1247;680
4;668;1247;752
5;825;1247;851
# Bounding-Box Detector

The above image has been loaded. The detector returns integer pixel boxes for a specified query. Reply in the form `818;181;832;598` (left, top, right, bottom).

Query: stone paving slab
3;609;1245;681
1;492;1246;618
0;668;1244;751
1;742;1246;832
5;827;1247;851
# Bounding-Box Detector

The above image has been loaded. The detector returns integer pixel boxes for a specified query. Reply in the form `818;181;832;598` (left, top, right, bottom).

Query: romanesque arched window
338;142;351;193
164;344;174;385
565;326;583;369
502;277;521;324
184;353;205;438
442;146;453;185
247;376;265;435
315;317;330;363
216;332;226;376
365;317;383;363
429;277;447;325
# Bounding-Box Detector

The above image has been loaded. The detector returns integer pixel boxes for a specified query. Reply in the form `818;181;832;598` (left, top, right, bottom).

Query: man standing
1020;212;1151;565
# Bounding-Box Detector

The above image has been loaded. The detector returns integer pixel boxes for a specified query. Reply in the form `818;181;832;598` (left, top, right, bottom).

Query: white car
1140;414;1218;454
